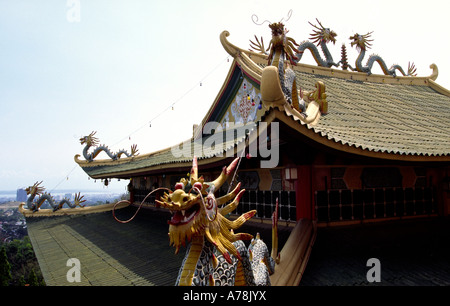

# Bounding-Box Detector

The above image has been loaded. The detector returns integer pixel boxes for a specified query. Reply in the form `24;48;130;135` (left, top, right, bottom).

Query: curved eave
80;155;230;180
265;108;450;162
74;143;174;168
18;201;130;217
74;133;247;179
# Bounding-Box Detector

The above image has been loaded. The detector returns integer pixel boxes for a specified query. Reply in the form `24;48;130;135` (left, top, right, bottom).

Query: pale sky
0;0;448;193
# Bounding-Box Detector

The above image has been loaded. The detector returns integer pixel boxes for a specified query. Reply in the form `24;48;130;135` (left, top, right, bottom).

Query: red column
296;166;312;220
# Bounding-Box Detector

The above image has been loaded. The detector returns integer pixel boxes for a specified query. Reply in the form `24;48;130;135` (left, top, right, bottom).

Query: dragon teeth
181;210;185;216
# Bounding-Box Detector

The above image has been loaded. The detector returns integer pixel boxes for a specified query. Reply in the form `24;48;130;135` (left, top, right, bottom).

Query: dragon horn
308;21;320;31
190;156;198;182
309;18;324;31
315;18;325;29
210;157;239;190
363;31;374;39
34;181;44;190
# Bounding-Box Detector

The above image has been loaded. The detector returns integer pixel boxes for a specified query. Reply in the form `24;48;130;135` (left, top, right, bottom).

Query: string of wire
110;55;231;148
51;55;231;192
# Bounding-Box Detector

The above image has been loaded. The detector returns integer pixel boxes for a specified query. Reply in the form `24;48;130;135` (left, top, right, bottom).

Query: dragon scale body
296;40;339;68
352;48;407;77
176;234;274;286
274;49;305;113
176;236;215;286
25;181;85;212
349;32;416;77
82;143;135;162
79;131;138;162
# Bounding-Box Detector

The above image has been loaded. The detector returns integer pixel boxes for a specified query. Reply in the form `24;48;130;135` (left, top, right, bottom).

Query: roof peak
221;31;440;87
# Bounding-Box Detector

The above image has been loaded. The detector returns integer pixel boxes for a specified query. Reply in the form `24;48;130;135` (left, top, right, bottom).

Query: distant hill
0;201;21;210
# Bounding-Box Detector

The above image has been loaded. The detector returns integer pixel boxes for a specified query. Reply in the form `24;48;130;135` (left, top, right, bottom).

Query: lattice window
315;187;436;222
230;189;296;222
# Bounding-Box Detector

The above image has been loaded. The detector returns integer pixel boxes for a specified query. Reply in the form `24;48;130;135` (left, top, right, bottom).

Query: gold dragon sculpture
250;18;328;118
114;157;279;286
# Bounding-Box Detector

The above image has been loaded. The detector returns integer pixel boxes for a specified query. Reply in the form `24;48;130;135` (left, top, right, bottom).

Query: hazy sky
0;0;448;193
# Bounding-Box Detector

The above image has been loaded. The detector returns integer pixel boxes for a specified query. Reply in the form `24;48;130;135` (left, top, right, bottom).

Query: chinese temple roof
277;66;450;159
75;23;450;179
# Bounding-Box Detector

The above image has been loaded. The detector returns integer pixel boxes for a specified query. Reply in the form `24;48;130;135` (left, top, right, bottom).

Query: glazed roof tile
293;70;450;157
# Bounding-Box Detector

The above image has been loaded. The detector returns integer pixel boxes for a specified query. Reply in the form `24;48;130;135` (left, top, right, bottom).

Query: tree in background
1;237;44;286
27;269;39;286
0;246;12;286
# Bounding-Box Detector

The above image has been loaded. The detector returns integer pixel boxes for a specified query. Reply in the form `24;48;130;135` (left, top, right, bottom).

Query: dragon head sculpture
155;157;255;263
25;181;45;196
309;18;337;46
268;22;300;65
79;131;100;147
349;32;374;52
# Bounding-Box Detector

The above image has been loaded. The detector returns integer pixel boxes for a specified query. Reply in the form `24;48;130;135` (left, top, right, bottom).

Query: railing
315;187;437;223
227;190;297;222
133;188;297;222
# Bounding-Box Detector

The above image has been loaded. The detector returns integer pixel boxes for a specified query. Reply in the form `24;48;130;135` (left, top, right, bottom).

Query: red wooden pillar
296;165;312;220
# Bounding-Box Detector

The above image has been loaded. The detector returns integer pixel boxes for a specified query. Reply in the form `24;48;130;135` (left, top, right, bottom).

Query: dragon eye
193;182;202;191
174;182;184;190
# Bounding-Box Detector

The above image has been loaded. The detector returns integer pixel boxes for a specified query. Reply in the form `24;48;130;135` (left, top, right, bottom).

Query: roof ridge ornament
254;15;325;124
348;31;417;77
295;19;339;68
24;181;86;212
78;131;139;162
249;18;422;78
429;63;438;81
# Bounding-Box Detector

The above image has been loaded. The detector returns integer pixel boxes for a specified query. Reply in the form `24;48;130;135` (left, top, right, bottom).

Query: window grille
315;187;436;222
229;190;297;222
